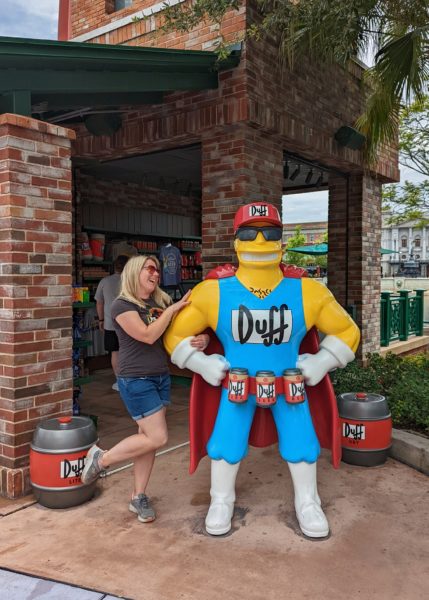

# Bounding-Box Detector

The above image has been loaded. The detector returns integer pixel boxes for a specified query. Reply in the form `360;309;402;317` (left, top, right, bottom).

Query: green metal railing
380;290;425;347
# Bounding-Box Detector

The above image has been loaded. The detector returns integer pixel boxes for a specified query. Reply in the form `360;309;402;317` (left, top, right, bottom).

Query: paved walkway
0;372;427;600
0;568;125;600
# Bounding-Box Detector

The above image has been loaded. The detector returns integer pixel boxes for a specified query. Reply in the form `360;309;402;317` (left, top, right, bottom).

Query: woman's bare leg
133;451;156;496
100;408;168;468
132;408;168;494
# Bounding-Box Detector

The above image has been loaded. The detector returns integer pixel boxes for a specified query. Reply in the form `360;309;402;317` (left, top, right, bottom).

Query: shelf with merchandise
180;247;201;253
73;302;95;309
73;376;93;386
81;276;106;282
73;339;93;349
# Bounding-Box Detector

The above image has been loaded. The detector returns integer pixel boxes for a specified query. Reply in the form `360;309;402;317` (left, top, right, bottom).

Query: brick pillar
328;173;382;358
0;114;75;498
201;124;284;272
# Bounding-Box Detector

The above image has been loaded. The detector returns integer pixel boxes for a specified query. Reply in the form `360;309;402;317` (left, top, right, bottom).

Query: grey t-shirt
111;297;169;377
94;273;121;331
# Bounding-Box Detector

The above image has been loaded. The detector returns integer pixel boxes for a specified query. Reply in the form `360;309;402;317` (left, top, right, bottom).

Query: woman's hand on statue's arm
190;333;210;351
115;291;191;346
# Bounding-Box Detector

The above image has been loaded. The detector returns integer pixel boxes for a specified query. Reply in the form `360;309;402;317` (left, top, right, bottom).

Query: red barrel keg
30;415;98;508
337;392;392;467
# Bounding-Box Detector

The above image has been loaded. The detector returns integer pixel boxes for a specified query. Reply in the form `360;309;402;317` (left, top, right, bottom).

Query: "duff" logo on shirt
231;304;292;346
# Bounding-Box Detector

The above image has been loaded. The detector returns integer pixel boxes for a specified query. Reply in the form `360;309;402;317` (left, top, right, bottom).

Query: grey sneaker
129;493;156;523
81;445;106;484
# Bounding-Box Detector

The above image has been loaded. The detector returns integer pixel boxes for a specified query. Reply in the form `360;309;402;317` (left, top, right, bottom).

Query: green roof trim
0;36;240;70
0;36;241;121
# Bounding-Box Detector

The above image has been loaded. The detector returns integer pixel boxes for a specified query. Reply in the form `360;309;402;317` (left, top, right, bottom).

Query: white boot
205;459;240;536
288;461;329;538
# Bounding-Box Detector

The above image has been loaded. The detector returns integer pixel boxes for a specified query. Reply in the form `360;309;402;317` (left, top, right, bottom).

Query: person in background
95;255;129;391
82;254;208;524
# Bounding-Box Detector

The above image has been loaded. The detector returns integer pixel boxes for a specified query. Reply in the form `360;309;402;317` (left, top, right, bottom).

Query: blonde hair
118;255;172;309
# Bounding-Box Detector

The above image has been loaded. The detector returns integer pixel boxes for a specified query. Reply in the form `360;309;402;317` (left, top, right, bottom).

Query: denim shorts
117;373;171;420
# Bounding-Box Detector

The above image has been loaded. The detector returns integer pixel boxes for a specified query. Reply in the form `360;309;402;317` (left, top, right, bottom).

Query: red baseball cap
233;202;282;231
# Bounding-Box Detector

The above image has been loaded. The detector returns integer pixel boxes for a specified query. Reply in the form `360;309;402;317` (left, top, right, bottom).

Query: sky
282;165;426;225
0;0;59;40
0;1;426;225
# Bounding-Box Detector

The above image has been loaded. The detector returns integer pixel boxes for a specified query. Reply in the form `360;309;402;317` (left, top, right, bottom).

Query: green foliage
282;227;328;271
162;0;243;60
383;180;429;227
313;231;328;269
399;96;429;177
382;96;429;226
331;352;429;434
282;225;308;267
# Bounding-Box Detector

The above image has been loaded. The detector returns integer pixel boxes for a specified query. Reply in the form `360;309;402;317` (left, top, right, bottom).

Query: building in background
381;213;429;277
283;221;327;245
284;217;429;278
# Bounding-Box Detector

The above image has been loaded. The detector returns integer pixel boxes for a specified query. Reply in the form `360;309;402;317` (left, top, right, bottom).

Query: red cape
188;264;341;473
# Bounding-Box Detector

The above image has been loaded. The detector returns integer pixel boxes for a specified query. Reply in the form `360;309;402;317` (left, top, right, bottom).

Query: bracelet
99;319;104;322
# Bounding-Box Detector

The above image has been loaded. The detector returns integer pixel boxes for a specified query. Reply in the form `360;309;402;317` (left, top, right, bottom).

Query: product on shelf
132;240;158;252
72;304;93;415
82;266;110;279
78;232;93;260
89;233;105;261
72;286;90;303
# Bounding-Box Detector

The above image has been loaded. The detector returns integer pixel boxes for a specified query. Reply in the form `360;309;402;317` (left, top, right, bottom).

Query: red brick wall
68;0;398;183
328;173;382;358
75;171;200;219
0;114;75;498
201;123;283;270
244;3;399;183
70;0;246;51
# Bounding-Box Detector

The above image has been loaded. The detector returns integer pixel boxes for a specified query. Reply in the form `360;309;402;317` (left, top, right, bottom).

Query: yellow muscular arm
164;279;220;354
302;278;360;352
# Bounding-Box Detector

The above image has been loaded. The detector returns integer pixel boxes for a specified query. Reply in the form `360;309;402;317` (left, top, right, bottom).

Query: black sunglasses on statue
235;226;283;241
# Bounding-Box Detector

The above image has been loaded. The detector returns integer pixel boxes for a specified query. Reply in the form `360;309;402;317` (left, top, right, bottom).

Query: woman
81;254;208;523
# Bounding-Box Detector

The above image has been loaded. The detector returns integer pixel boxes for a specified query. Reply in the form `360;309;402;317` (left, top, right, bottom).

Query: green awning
287;243;398;256
286;243;328;255
0;36;240;123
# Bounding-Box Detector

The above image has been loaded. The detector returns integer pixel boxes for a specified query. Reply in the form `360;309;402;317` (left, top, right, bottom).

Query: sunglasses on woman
143;265;160;275
235;226;283;241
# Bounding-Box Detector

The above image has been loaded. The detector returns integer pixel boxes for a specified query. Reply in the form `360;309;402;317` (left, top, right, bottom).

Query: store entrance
72;144;202;420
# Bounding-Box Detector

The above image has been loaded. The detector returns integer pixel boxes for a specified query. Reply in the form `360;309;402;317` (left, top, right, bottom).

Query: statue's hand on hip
199;354;230;387
297;352;331;387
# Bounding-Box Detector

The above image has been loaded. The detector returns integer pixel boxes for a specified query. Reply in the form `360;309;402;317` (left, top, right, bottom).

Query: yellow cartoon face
234;220;283;268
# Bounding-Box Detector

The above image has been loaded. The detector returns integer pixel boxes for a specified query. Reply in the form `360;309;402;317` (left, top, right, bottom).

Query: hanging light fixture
283;161;289;179
289;164;301;181
315;172;323;187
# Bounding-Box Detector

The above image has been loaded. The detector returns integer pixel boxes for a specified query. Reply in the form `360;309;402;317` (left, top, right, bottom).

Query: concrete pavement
0;568;126;600
0;371;428;600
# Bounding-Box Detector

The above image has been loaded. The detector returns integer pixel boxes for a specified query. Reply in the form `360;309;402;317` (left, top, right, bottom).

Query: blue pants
207;389;320;464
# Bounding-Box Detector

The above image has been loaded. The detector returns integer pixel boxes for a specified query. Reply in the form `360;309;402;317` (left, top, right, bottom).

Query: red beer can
255;370;276;407
283;368;305;404
228;368;249;403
